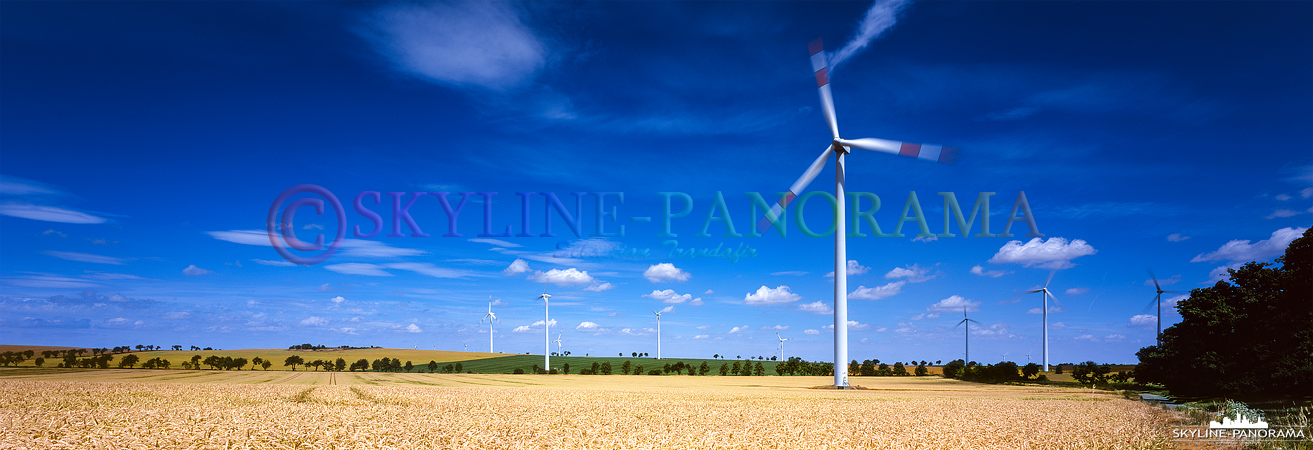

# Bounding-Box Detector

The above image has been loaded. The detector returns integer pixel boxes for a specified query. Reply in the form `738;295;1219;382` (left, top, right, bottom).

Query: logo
1210;414;1269;429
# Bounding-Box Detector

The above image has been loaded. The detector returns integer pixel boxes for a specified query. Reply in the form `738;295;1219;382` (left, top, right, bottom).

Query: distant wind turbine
1025;271;1062;372
651;309;662;360
480;295;499;353
1146;269;1183;347
554;333;562;357
954;308;980;363
777;332;790;361
539;285;552;371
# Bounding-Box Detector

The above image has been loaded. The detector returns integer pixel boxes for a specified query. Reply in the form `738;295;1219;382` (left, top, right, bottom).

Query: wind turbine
757;38;959;388
954;308;980;363
1146;269;1183;347
651;309;662;360
480;295;499;353
1000;352;1009;362
538;285;552;371
776;332;790;361
554;333;562;358
1025;271;1061;372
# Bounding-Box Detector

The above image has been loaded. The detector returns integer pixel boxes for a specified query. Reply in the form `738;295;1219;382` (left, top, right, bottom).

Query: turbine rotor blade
1044;270;1056;290
1147;268;1161;291
838;138;960;164
754;146;834;235
809;38;839;139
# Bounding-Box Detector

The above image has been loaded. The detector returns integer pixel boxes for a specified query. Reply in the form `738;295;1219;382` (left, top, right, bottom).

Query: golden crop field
0;369;1181;449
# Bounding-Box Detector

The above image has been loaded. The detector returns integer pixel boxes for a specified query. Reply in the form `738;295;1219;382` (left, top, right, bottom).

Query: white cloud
317;283;332;291
969;265;1010;278
764;325;789;331
1051;322;1067;329
658;305;675;314
796;301;833;314
470;238;521;248
1266;209;1302;219
330;296;346;304
696;325;710;330
704;289;714;294
689;297;704;305
1275;194;1293;201
503;258;530;275
324;263;393;277
1025;306;1064;314
359;0;545;90
884;264;935;282
1164;294;1188;308
1073;334;1096;341
694;335;709;339
182;265;212;276
822;321;870;331
1064;287;1089;295
743;285;801;305
530;319;558;328
207;230;274;246
512;325;532;333
583;282;614;292
300;316;328;327
576;321;600;331
827;0;912;73
253;259;297;267
1191;227;1307;263
405;324;423;333
337;239;425;258
384;262;471;278
988;237;1097;270
1302;187;1313;199
927;295;980;312
1130;314;1156;327
1105;334;1126;341
909;313;939;320
825;260;871;278
912;235;938;243
804;329;820;335
528;268;596;286
43;251;124;265
644;289;696;304
0;204;105;224
727;325;750;334
1167;233;1191;242
848;281;905;300
644;263;690;282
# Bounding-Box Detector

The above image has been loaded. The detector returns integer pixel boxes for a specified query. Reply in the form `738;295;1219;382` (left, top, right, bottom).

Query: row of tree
847;359;930;377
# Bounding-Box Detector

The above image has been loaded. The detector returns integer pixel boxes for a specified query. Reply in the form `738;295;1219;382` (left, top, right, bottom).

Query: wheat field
0;370;1178;449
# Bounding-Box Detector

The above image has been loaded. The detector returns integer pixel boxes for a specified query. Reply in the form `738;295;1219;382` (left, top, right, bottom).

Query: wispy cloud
927;295;980;313
43;251;124;265
827;0;912;73
358;0;545;91
848;281;904;300
0;204;106;224
324;263;393;277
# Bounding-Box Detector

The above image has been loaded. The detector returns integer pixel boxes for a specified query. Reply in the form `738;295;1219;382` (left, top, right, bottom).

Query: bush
942;359;965;379
648;369;662;375
914;363;928;376
600;362;612;375
1036;374;1048;382
513;368;525;374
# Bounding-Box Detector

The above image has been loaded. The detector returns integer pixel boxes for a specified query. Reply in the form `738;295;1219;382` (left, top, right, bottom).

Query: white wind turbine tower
538;285;552;371
954;308;980;363
1025;271;1062;372
480;295;499;353
1146;269;1183;347
651;309;662;360
776;332;790;361
757;38;960;388
554;333;562;357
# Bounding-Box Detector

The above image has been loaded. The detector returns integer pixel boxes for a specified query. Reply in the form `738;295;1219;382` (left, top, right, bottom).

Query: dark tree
1136;228;1312;400
621;360;632;375
335;358;346;372
118;354;140;368
454;362;463;373
1021;363;1041;379
719;363;729;376
601;362;612;375
284;355;304;371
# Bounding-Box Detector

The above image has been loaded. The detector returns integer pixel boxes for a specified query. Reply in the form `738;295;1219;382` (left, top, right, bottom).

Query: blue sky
2;0;1309;364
